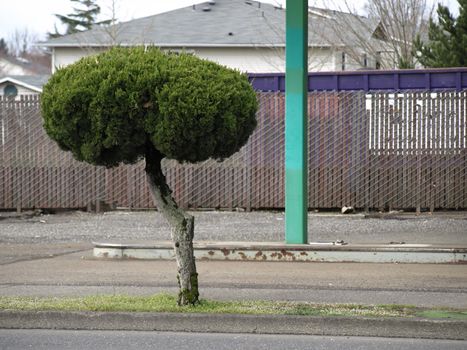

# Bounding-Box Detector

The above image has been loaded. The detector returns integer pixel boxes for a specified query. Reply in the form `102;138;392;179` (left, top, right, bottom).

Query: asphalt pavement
0;210;466;338
0;210;466;306
1;248;467;308
2;330;466;350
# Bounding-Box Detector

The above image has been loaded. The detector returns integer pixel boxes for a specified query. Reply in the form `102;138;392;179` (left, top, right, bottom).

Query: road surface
1;330;466;350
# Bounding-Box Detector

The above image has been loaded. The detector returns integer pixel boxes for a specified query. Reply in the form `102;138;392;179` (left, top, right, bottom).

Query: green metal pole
285;0;308;244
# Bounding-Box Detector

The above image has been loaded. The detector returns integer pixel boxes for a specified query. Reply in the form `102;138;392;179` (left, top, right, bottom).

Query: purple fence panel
249;68;467;92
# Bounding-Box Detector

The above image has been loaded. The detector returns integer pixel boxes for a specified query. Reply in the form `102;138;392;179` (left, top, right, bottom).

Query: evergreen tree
0;38;8;55
414;0;467;67
49;0;111;38
41;47;258;305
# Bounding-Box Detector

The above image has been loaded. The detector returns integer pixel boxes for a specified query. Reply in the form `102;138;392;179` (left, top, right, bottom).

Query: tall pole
285;0;308;244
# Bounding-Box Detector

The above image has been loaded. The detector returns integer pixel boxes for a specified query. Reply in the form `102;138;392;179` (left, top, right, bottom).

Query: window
376;52;381;69
4;84;18;97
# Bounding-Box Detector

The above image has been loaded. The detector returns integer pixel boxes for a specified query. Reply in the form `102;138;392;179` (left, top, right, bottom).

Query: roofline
37;43;334;49
0;77;43;93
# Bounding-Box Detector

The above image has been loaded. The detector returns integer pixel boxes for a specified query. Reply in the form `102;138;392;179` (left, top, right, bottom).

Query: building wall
194;47;285;73
52;47;107;73
334;50;378;71
196;47;338;72
52;46;344;73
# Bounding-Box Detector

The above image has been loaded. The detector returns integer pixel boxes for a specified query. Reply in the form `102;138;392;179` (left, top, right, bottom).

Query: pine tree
48;0;111;38
414;0;467;67
0;38;8;55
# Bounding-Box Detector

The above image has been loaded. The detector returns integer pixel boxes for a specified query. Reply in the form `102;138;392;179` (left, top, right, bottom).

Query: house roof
40;0;380;48
0;75;50;92
0;53;51;75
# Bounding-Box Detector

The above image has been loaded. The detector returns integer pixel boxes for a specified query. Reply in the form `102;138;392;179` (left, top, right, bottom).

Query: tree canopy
49;0;111;38
41;47;258;167
42;47;258;306
414;0;467;67
318;0;432;70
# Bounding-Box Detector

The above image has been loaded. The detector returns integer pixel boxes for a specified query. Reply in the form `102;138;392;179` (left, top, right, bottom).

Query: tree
7;28;40;57
365;0;433;68
41;47;258;305
414;0;467;67
49;0;111;38
322;0;433;69
0;38;8;55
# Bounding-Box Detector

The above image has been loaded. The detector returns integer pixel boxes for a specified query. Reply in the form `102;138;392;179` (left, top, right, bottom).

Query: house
40;0;390;73
0;75;50;99
0;55;36;76
0;53;51;76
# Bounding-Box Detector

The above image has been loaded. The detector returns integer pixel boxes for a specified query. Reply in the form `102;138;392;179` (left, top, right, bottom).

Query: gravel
1;210;466;245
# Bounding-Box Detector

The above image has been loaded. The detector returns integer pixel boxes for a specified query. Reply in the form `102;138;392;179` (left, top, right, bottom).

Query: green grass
417;310;467;320
0;294;465;319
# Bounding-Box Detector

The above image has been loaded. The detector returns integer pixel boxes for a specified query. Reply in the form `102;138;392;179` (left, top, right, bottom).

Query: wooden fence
0;90;466;210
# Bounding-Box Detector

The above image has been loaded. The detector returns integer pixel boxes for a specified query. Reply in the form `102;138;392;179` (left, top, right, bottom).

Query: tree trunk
144;144;199;305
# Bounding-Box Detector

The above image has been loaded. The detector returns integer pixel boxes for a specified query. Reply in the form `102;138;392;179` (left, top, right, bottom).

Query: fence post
285;0;308;244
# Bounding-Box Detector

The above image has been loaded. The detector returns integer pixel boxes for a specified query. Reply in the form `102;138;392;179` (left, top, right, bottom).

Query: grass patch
417;310;467;320
0;294;465;319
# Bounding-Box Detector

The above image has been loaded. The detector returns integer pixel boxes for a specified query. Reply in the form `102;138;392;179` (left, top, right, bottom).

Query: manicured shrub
41;47;258;306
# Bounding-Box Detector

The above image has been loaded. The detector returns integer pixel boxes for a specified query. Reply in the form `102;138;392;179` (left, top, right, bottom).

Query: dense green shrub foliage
41;47;257;167
414;0;467;68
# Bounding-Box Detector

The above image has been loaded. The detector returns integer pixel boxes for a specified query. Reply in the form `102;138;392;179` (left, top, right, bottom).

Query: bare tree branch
7;28;41;57
327;0;434;69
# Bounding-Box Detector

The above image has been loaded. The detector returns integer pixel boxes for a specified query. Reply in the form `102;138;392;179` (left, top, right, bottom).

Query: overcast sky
0;0;460;41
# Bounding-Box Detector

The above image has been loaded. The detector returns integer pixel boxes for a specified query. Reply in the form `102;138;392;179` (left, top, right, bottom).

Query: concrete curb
93;241;467;264
1;310;466;340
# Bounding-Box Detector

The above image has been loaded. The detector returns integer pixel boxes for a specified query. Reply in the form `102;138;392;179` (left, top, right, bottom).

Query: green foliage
397;57;416;70
48;0;111;38
0;294;426;317
0;38;8;55
414;0;467;67
41;47;258;167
